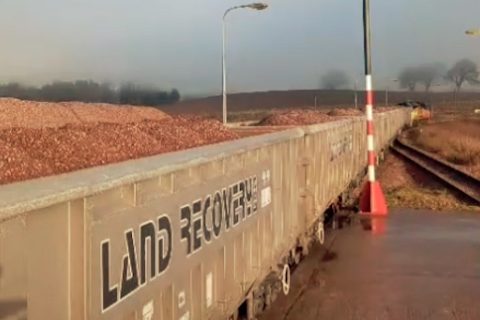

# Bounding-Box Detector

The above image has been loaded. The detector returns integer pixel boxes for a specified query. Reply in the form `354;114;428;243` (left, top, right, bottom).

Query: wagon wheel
317;221;325;245
281;264;291;295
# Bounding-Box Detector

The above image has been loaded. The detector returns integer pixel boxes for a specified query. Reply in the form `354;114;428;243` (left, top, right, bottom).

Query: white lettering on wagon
142;300;154;320
261;187;271;208
328;128;353;161
100;175;267;312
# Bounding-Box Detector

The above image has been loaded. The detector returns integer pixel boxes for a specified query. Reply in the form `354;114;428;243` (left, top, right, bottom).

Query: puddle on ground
322;250;338;262
360;218;372;230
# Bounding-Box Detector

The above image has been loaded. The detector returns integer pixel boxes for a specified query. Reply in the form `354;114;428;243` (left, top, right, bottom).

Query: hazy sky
1;0;479;95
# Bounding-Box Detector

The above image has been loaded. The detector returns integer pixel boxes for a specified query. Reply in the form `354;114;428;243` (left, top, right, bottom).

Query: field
375;115;480;211
406;119;480;178
162;89;480;121
377;153;478;211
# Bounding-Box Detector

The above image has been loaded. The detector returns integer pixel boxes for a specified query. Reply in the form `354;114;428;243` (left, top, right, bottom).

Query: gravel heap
258;110;333;126
0;99;238;185
0;98;170;129
327;108;364;116
258;107;399;126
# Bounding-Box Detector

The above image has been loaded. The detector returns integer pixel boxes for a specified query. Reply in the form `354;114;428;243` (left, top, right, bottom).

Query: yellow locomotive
397;100;432;122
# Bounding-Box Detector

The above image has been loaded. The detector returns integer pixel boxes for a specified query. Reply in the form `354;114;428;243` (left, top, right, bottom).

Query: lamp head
466;29;480;36
247;3;268;10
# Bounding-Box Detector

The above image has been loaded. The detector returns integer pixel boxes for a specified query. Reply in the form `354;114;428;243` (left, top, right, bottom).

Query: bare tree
398;67;421;91
398;63;446;92
416;63;445;92
320;70;350;90
446;59;479;91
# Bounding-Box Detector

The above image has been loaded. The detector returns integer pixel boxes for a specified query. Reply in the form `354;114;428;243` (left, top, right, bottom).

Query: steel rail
391;139;480;204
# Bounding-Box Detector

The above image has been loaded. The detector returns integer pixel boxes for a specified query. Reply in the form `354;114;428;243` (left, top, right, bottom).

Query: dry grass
389;119;480;210
386;187;478;212
378;153;478;211
430;102;480;123
407;119;480;177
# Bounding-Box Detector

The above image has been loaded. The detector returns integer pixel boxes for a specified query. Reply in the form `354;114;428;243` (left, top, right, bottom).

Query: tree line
319;58;479;92
398;59;479;92
0;80;180;106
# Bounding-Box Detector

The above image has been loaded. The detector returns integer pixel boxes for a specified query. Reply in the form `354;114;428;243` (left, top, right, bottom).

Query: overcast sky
0;0;479;96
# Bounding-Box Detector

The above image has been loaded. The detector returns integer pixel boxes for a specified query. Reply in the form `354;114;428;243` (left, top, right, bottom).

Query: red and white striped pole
359;0;388;216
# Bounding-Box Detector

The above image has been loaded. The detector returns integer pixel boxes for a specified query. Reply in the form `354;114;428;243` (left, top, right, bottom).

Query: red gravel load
258;110;333;126
327;108;364;116
0;99;238;185
258;107;395;126
0;98;170;129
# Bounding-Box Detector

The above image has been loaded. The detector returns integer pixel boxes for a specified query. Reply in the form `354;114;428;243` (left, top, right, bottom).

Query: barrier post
359;0;388;216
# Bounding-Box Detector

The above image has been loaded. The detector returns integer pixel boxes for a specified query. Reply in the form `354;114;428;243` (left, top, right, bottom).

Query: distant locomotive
397;100;432;122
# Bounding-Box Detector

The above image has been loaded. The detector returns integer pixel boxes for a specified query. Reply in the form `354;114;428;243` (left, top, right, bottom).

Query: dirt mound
258;109;333;126
0;99;238;185
0;98;170;129
374;106;398;113
327;108;364;116
326;107;398;117
258;107;395;125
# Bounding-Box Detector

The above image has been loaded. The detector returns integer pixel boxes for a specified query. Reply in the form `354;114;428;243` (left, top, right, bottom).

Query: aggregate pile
0;99;238;185
327;108;364;116
257;107;394;126
0;98;169;129
258;110;333;126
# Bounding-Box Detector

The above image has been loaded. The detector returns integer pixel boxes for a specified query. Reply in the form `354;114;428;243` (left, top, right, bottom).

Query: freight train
0;108;411;320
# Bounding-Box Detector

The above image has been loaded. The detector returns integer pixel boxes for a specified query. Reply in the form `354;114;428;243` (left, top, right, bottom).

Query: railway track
391;139;480;205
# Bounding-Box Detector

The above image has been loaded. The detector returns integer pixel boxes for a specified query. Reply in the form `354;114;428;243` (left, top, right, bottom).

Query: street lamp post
354;80;358;109
222;3;268;125
429;83;442;117
385;79;398;106
385;85;388;106
463;28;479;109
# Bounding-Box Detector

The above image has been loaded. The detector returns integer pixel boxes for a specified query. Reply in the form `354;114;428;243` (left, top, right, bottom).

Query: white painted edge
366;106;374;121
368;165;376;182
367;135;375;152
366;74;373;91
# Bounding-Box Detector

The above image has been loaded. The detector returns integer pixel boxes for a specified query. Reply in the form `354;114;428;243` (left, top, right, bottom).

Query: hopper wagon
0;109;411;320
